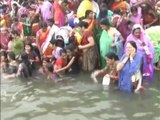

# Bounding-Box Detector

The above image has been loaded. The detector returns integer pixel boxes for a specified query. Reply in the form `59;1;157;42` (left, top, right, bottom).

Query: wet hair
21;52;29;61
42;57;50;63
24;40;33;50
131;6;138;13
100;18;110;26
13;3;18;6
21;52;32;77
68;35;77;47
12;17;18;22
32;45;41;63
21;14;27;18
56;35;65;48
66;35;77;51
1;4;8;13
106;52;119;61
113;8;121;15
60;48;67;56
127;41;137;51
41;22;48;28
11;30;20;36
78;21;89;29
47;18;54;24
50;39;57;45
0;50;7;59
62;0;69;4
8;52;16;60
66;45;74;52
13;3;18;16
21;1;29;7
46;63;54;73
85;10;93;18
99;3;108;19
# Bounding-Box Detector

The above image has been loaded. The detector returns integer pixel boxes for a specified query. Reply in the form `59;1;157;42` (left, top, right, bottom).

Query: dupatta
99;30;113;68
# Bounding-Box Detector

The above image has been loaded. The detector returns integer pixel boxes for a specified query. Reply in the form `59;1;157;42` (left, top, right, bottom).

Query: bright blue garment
118;51;143;92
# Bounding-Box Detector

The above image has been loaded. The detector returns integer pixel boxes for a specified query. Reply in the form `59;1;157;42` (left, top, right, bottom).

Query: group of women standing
0;0;160;93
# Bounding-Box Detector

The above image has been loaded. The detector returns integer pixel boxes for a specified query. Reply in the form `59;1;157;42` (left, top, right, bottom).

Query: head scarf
131;24;146;34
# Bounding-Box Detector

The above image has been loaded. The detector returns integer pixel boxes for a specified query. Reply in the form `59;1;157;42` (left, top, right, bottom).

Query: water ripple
133;112;153;117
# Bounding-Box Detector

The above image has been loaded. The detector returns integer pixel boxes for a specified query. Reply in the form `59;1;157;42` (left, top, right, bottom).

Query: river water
1;71;160;120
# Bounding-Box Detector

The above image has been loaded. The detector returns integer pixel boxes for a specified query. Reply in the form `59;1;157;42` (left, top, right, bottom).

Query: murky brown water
1;71;160;120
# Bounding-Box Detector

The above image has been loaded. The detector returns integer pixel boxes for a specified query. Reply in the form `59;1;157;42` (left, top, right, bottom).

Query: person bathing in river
4;51;18;79
4;52;32;79
55;46;80;74
0;50;8;72
125;24;154;80
24;40;40;69
54;49;68;75
117;41;144;93
91;52;119;86
46;63;58;81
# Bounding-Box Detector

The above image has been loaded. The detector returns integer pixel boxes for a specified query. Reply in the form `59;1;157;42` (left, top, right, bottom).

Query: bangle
122;57;128;64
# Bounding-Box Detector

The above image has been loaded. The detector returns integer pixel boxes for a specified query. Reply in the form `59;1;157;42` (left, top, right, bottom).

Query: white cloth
102;75;110;86
41;24;59;53
56;25;72;44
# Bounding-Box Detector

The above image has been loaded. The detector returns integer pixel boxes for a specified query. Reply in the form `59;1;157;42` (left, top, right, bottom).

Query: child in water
46;63;58;82
0;50;8;72
91;52;119;86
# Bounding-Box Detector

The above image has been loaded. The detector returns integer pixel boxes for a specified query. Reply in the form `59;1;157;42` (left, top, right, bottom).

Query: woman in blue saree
126;24;154;80
117;41;143;93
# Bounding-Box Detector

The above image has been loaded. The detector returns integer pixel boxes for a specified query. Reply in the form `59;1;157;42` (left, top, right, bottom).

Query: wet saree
126;24;154;80
80;31;98;71
119;51;143;92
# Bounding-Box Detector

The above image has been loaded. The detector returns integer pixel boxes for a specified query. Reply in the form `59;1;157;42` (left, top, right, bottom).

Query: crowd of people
0;0;160;93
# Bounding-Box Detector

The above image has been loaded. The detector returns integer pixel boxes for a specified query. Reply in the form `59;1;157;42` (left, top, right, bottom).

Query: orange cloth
111;0;128;11
37;28;52;56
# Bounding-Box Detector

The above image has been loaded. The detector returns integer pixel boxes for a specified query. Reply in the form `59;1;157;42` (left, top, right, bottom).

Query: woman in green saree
145;26;160;71
99;18;124;68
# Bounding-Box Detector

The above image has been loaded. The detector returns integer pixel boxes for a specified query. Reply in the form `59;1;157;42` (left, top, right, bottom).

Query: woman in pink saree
125;24;154;80
54;0;68;27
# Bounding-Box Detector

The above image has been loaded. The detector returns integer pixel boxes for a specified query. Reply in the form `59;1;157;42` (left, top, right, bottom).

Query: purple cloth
117;18;132;41
130;7;142;24
125;24;154;80
37;1;53;23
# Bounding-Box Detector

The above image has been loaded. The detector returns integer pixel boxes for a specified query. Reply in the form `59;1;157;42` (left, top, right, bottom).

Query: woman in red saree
78;21;98;71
